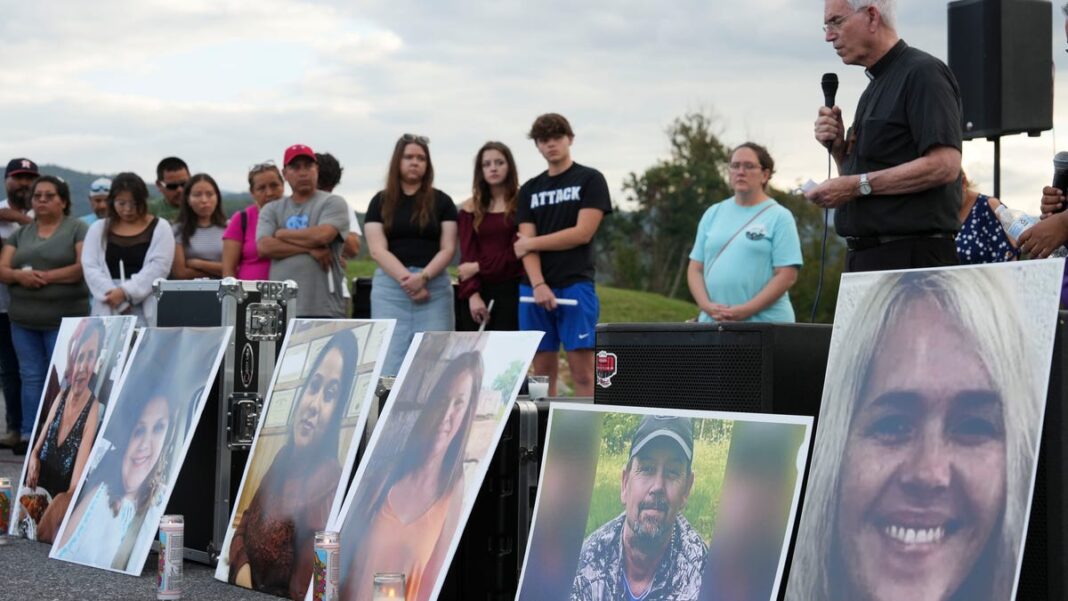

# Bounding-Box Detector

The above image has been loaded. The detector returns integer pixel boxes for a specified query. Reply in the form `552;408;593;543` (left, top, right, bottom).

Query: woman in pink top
222;162;285;279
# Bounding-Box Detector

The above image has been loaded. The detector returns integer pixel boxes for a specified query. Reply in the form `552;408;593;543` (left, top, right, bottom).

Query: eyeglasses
728;162;764;172
113;200;137;210
823;10;859;33
248;160;277;174
401;133;430;145
161;181;187;191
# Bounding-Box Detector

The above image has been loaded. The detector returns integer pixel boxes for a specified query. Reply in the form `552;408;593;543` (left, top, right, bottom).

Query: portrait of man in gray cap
571;415;707;601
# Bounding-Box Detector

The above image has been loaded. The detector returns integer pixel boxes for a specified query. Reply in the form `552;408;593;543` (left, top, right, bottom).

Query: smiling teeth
885;525;945;545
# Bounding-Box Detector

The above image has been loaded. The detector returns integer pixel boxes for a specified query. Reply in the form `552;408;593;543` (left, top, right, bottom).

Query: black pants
456;278;520;332
0;312;21;433
846;237;959;273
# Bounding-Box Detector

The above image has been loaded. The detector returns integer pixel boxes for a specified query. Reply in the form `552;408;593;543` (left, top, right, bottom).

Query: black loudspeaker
351;277;372;318
593;322;832;417
948;0;1053;140
1018;312;1068;599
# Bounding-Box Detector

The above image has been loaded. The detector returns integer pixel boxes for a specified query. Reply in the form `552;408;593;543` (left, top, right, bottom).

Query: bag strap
707;204;774;270
240;208;248;239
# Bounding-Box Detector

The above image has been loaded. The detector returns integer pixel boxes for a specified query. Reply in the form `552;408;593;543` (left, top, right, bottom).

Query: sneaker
0;430;18;448
12;439;28;455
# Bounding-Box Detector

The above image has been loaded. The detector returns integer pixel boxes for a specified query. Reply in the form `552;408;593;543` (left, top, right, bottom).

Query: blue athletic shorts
519;281;599;352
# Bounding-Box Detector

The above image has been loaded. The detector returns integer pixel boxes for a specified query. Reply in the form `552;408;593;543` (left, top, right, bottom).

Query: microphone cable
809;152;832;324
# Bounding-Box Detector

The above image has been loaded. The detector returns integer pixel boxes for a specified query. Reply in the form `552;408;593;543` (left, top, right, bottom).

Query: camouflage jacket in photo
570;513;708;601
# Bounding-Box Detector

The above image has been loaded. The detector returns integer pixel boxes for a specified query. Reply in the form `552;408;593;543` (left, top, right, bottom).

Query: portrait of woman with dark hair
53;393;177;570
339;350;484;601
227;330;359;601
786;266;1054;601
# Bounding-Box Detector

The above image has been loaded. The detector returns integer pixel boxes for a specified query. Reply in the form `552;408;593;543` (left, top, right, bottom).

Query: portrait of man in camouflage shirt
571;415;708;601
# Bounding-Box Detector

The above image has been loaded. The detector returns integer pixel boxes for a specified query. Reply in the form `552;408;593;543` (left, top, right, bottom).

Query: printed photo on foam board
324;330;542;601
214;319;395;600
49;326;232;575
516;403;812;601
784;261;1064;601
8;316;137;542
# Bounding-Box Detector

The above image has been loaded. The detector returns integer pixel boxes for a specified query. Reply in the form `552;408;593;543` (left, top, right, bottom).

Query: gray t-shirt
172;223;225;262
257;190;350;317
8;216;90;329
0;199;30;313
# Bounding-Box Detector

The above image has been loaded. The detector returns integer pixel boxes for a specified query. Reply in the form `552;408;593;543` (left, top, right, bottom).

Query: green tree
600;112;731;298
493;360;525;397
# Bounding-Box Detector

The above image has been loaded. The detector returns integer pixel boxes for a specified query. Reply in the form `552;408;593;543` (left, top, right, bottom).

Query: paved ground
0;413;278;601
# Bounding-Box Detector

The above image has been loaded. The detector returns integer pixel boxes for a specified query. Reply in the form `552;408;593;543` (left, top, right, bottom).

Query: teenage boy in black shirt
515;113;612;397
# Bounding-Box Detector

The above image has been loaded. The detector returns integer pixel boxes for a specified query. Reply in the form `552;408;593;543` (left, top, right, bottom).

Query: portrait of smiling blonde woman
786;267;1045;601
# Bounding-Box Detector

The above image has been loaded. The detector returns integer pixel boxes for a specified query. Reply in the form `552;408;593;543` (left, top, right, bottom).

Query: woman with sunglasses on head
224;162;285;279
82;172;175;327
687;142;802;323
170;173;227;279
456;142;523;331
0;176;90;455
365;134;458;375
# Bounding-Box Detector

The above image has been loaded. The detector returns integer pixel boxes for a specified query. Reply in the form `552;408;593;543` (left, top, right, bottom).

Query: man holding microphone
807;0;964;272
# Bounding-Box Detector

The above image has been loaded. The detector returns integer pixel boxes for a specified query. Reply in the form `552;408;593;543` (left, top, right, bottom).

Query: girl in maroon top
457;141;524;331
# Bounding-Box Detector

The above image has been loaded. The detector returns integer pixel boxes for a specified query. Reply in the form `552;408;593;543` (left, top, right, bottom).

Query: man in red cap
257;145;351;317
0;158;35;448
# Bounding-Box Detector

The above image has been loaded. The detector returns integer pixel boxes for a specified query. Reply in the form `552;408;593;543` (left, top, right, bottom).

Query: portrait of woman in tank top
339;350;484;601
13;319;121;543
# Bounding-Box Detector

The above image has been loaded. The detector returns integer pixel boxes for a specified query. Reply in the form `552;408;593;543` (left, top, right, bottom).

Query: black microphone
1053;151;1068;213
822;73;838;108
821;73;839;150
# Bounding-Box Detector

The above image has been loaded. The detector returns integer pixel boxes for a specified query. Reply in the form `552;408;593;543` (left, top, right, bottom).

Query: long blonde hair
786;267;1042;601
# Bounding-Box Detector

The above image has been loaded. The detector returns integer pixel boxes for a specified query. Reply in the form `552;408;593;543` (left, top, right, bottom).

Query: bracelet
533;281;548;290
420;270;431;282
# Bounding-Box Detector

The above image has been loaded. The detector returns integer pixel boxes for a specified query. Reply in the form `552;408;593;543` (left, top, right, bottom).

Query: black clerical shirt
836;40;963;238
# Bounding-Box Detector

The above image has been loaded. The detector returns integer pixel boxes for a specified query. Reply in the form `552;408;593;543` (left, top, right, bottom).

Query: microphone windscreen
821;73;839;107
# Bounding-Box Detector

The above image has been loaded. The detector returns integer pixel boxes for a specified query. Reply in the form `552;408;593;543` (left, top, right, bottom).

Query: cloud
0;0;1063;216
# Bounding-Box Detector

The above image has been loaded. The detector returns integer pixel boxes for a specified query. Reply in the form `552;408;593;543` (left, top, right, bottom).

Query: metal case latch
246;304;284;341
227;392;262;449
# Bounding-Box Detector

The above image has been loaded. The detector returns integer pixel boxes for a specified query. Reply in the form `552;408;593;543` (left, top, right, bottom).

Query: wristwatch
859;173;872;196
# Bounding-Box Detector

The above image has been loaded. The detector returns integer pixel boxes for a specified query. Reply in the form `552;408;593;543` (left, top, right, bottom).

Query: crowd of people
0;113;615;453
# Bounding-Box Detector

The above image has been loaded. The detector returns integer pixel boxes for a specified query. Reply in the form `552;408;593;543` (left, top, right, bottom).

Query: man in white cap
81;177;111;225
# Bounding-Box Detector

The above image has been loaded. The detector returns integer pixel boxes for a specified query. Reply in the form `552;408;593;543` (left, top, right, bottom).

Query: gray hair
785;268;1040;601
847;0;896;29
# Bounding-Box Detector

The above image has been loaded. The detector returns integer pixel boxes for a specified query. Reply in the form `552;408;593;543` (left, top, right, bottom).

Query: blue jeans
11;324;59;438
371;268;454;376
0;313;22;434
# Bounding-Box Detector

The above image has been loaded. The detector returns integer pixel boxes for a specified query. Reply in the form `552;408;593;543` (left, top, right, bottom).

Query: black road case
439;399;549;600
155;278;296;564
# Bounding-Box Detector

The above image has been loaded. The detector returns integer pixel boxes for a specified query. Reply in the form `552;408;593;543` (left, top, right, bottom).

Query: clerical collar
865;39;908;80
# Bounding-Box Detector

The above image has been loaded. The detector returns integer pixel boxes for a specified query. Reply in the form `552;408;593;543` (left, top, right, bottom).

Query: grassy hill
344;259;698;324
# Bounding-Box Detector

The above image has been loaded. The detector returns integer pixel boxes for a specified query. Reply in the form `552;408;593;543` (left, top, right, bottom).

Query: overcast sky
2;0;1065;214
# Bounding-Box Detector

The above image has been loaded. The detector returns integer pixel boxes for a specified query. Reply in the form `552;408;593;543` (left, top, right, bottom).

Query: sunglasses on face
161;181;187;191
401;133;430;145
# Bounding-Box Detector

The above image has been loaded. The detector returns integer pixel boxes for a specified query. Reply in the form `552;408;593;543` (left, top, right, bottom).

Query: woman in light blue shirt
687;142;802;323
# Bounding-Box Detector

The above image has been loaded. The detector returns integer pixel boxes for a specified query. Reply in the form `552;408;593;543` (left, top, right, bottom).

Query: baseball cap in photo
5;158;39;178
283;144;317;166
89;177;112;196
629;415;695;464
